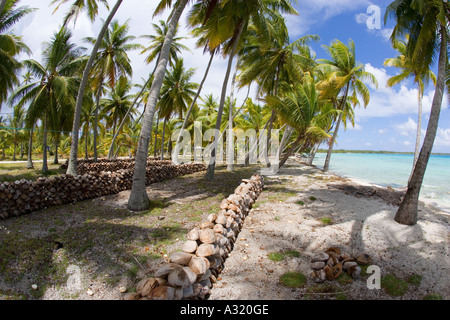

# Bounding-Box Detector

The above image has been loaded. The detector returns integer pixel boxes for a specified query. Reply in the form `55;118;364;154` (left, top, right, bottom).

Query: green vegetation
320;217;333;225
279;272;306;288
268;252;284;262
381;274;409;297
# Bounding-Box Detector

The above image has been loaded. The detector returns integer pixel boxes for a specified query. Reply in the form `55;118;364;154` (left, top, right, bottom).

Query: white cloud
395;118;417;136
435;128;450;147
403;141;411;146
378;128;387;134
357;63;447;118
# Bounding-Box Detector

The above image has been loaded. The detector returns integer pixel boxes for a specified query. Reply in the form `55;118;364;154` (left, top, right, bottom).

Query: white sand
208;159;450;300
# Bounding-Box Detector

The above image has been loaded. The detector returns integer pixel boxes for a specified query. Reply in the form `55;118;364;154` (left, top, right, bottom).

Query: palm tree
383;36;436;176
100;76;136;157
63;0;123;175
108;20;188;159
10;28;86;173
385;0;449;226
266;75;335;168
317;39;378;173
158;59;198;159
0;0;34;108
7;103;25;161
86;19;141;161
195;0;298;179
50;0;109;28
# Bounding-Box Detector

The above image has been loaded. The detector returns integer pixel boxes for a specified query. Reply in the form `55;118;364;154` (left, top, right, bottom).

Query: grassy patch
309;196;317;201
407;274;422;286
279;272;306;288
268;252;284;262
0;162;64;183
284;250;300;258
295;200;305;206
381;274;409;297
320;217;333;225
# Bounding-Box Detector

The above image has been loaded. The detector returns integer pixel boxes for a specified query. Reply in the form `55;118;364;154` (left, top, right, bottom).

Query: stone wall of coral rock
124;174;264;301
0;159;205;220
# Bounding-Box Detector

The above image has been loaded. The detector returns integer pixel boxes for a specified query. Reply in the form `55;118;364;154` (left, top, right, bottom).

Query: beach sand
208;158;450;300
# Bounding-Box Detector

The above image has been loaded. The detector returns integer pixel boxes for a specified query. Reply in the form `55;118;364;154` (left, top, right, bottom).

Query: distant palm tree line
0;0;448;225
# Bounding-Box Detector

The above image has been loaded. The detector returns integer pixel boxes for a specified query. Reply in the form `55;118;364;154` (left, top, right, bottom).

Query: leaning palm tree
10;28;86;173
86;19;141;161
266;76;335;168
128;0;213;211
317;39;378;173
384;36;436;176
51;0;109;28
157;59;198;159
61;0;123;175
108;20;188;159
0;0;34;107
8;103;26;161
385;0;449;226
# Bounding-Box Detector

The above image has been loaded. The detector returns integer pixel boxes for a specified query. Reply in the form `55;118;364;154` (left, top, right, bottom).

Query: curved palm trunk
410;87;423;178
206;22;245;180
279;135;302;168
42;115;48;173
395;27;447;226
108;72;154;159
26;128;33;169
160;117;167;160
173;51;215;163
153;111;160;157
93;80;103;162
53;137;59;164
323;83;350;172
308;144;320;165
66;0;123;176
227;58;240;172
127;0;188;211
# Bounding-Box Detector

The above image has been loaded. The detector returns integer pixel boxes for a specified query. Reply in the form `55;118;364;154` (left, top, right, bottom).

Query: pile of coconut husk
310;247;372;282
124;174;265;300
0;162;206;220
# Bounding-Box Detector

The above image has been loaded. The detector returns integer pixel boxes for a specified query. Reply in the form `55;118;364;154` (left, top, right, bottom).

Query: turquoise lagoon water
312;153;450;213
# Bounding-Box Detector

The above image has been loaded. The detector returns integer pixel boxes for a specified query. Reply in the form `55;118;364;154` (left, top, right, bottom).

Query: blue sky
6;0;450;153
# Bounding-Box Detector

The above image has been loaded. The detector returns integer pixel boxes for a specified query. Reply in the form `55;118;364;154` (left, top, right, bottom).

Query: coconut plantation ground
1;159;448;300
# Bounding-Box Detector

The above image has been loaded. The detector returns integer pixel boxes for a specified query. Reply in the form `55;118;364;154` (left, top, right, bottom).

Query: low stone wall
124;174;264;300
0;162;206;220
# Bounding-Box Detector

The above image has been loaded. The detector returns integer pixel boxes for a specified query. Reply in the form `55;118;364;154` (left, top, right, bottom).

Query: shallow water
312;153;450;212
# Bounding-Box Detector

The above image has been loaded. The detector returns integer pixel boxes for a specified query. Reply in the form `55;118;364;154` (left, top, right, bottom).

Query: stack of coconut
124;174;264;300
0;162;206;220
310;247;372;282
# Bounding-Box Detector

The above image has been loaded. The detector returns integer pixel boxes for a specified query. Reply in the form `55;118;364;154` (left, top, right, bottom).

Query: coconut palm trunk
53;137;59;164
173;51;215;163
308;144;319;165
323;83;350;172
206;22;245;180
395;26;447;226
26;128;33;169
227;57;240;172
107;73;154;159
42;115;48;173
153;111;160;157
127;0;188;211
279;135;302;168
93;80;103;162
160;117;167;160
412;87;423;171
66;0;123;176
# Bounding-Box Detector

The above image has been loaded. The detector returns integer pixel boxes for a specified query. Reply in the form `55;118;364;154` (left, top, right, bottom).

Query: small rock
311;261;326;270
311;253;329;262
87;289;94;296
158;216;165;221
31;284;38;290
119;286;127;293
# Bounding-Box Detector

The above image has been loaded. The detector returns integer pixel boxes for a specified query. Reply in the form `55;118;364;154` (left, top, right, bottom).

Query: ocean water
312;153;450;213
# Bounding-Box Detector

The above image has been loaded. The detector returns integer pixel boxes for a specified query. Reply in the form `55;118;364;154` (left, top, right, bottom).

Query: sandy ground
208;159;450;300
